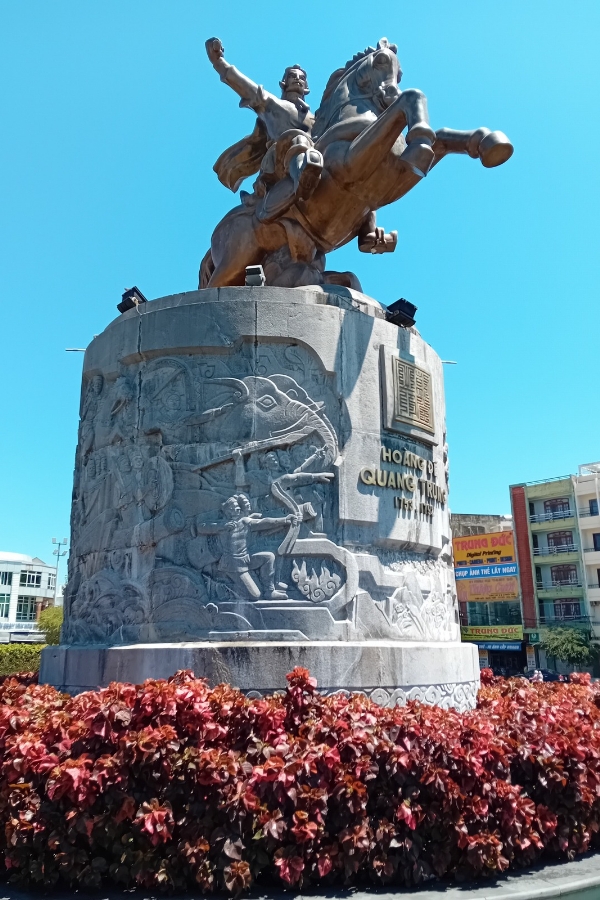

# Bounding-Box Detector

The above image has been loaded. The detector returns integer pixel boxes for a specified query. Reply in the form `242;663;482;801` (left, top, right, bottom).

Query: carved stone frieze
63;290;460;652
245;681;478;713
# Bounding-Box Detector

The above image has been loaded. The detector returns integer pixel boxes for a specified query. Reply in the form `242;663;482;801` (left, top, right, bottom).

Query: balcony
537;581;582;590
578;508;600;519
533;544;578;556
536;581;584;600
0;621;40;631
529;510;573;523
539;614;591;630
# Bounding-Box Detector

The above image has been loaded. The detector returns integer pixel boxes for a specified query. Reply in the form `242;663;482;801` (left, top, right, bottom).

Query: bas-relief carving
246;681;478;714
65;340;457;646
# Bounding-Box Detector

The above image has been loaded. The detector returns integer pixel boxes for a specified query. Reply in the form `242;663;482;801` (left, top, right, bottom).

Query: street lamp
52;538;68;606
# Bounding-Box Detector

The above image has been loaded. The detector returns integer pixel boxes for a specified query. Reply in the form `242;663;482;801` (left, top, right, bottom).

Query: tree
540;627;592;667
38;606;63;645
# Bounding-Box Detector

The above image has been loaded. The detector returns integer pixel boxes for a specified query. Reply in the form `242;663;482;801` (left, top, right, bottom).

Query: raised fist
359;227;398;254
205;37;225;65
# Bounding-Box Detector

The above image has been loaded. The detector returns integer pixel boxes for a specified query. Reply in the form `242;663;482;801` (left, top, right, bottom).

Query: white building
573;463;600;641
0;552;56;642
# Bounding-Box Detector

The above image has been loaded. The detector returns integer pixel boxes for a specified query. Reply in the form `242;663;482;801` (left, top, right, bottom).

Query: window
544;498;571;516
535;565;542;587
594;533;600;552
467;602;488;626
19;571;41;588
554;600;581;620
532;534;539;549
590;499;599;516
16;596;37;622
529;501;535;517
0;571;12;586
488;601;522;626
0;595;9;618
541;599;581;621
551;564;578;585
466;601;522;627
597;568;600;588
547;531;574;549
47;573;56;591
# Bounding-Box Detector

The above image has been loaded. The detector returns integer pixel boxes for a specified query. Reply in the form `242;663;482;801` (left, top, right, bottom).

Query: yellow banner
461;624;523;641
457;576;520;603
453;530;515;566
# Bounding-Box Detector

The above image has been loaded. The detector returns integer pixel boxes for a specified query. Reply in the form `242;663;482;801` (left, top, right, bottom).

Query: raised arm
357;211;397;254
248;513;299;531
205;37;266;112
193;518;223;535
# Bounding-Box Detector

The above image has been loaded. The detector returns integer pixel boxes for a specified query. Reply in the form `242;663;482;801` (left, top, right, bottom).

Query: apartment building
573;462;600;638
510;474;590;668
0;551;56;642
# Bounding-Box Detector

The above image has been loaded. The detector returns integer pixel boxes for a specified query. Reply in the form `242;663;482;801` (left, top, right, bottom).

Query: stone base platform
40;640;479;710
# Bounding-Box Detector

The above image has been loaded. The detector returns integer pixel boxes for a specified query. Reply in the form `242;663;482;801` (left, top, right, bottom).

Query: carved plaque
392;358;434;434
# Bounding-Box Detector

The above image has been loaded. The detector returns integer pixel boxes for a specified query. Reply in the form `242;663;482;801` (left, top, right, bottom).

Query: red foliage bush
0;671;37;688
479;667;495;685
3;668;600;894
569;671;592;685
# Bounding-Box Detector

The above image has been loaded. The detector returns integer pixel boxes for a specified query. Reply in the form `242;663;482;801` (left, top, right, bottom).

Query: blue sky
0;1;598;567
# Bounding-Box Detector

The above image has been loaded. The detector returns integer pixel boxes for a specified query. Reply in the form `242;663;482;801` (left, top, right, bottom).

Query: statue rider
205;37;323;222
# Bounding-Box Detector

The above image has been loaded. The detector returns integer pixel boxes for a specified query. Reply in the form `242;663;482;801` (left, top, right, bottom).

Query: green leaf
540;627;593;665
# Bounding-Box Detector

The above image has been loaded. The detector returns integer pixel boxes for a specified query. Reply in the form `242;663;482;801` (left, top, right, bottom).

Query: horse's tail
198;249;215;289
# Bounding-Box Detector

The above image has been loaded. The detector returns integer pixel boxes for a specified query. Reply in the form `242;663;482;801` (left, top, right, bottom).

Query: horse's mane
313;39;399;137
319;47;377;107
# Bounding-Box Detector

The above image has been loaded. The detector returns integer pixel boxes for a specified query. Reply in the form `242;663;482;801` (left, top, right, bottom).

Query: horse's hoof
479;131;514;167
400;141;435;178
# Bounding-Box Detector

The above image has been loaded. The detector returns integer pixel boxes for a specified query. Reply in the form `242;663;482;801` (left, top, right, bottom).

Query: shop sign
476;642;522;651
457;575;520;602
453;530;516;566
455;563;519;580
461;624;523;641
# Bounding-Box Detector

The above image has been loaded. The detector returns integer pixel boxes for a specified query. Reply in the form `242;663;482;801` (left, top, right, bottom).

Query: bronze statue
201;37;513;291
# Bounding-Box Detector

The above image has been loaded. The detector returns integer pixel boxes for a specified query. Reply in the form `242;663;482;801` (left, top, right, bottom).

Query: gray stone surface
42;639;478;710
41;284;478;703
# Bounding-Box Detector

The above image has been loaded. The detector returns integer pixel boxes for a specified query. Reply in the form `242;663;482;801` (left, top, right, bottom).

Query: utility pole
52;538;68;607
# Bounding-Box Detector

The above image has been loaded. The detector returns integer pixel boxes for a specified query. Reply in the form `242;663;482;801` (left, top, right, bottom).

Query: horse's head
313;38;402;139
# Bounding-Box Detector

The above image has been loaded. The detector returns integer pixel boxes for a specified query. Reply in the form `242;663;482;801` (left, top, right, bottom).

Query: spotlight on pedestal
117;286;148;314
386;298;417;328
245;265;266;287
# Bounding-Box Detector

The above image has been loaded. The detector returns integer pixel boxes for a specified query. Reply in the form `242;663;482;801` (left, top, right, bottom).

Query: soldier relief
65;341;458;646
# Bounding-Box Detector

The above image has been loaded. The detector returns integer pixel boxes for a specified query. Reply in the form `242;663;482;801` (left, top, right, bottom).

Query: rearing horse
201;39;512;289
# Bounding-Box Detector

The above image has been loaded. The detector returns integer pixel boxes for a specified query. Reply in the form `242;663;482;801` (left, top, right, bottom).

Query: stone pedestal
40;285;478;709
